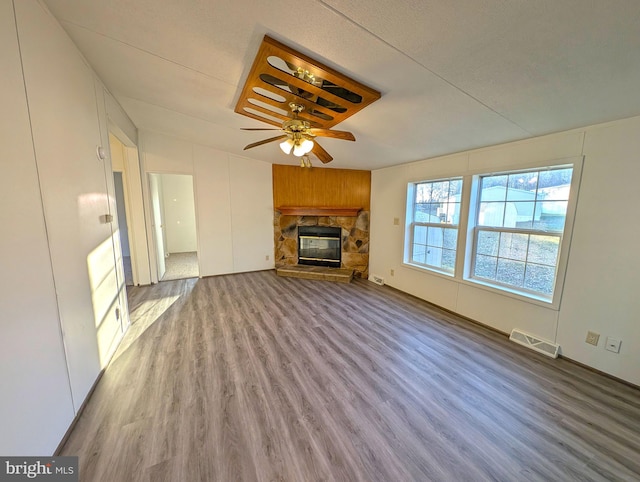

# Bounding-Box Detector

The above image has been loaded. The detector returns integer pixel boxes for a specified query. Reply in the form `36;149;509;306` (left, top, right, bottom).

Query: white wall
141;131;274;278
0;0;75;455
194;144;234;275
0;0;134;454
229;155;276;273
370;117;640;386
160;174;197;253
556;117;640;385
17;0;116;402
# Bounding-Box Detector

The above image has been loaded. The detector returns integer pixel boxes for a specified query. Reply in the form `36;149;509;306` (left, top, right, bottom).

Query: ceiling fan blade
244;135;288;150
241;128;282;131
308;129;355;141
311;142;333;164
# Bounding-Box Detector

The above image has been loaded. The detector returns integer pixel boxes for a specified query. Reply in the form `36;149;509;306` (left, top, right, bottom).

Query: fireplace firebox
298;226;341;268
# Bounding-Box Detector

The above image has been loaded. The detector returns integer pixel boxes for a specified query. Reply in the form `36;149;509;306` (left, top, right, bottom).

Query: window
408;178;463;274
404;162;578;304
470;166;573;299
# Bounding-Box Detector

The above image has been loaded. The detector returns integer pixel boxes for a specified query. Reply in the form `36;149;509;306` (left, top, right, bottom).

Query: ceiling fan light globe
300;138;314;154
279;138;294;154
292;143;306;157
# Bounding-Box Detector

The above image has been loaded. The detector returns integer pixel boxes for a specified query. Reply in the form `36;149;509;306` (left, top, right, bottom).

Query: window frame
402;156;583;309
404;176;464;276
463;159;583;308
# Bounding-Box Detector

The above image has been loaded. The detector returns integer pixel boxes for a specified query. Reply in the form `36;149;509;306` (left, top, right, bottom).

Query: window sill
460;276;560;310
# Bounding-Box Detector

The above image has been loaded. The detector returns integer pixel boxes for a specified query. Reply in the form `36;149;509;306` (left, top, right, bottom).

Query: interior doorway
109;131;150;287
113;172;133;285
148;173;199;281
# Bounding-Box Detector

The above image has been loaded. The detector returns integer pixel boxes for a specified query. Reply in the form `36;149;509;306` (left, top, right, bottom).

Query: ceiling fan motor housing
283;118;311;133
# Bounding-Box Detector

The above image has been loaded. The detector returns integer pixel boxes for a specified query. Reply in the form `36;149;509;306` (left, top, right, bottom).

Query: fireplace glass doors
298;226;341;268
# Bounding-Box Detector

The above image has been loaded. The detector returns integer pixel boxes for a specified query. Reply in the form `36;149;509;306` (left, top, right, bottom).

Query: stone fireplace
274;210;370;278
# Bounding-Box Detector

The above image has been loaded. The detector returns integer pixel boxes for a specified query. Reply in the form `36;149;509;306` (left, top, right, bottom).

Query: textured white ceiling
42;0;640;169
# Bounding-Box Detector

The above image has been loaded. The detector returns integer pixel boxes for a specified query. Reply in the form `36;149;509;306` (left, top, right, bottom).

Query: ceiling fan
242;103;355;166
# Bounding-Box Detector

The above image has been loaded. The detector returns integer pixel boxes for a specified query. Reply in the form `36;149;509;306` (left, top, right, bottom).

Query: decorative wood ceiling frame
235;35;380;130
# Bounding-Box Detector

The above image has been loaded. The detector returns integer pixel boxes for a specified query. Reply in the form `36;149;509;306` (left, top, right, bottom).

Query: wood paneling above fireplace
272;164;370;210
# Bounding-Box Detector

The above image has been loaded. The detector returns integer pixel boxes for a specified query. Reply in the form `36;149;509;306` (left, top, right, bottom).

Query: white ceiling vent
509;329;559;359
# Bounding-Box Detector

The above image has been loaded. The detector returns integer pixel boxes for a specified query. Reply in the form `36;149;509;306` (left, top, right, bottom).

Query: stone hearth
276;265;354;283
274;211;370;278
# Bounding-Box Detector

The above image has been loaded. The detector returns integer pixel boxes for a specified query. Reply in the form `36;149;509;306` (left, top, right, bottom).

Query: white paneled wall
17;0;111;404
1;0;136;454
556;117;640;385
0;0;75;455
143;131;274;278
193;145;234;276
229;155;275;273
370;118;640;386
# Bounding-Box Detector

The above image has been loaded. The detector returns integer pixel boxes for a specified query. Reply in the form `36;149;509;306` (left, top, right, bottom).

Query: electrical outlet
605;337;621;353
265;255;270;261
585;331;600;346
390;269;395;276
393;217;400;225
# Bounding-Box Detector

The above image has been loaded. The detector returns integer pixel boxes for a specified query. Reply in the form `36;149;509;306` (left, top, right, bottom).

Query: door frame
148;173;167;281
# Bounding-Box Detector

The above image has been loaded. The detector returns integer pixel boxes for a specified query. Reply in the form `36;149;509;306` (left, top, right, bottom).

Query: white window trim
402;156;583;311
462;157;583;309
403;177;463;277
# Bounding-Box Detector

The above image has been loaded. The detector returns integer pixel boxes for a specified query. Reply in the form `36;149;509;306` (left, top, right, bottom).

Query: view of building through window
407;165;574;301
472;167;573;297
410;178;462;274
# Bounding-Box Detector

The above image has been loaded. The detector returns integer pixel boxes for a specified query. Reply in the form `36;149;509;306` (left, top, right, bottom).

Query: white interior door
149;173;166;279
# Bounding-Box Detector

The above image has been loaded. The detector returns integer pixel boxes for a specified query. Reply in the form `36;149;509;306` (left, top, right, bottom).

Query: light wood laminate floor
59;271;640;481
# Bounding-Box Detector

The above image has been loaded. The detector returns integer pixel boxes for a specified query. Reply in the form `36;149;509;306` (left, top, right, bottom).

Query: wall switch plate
393;217;400;225
605;337;621;353
585;331;600;346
